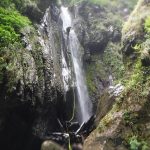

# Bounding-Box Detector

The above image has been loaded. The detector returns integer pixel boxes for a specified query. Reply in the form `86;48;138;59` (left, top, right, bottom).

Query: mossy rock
141;39;150;66
141;49;150;66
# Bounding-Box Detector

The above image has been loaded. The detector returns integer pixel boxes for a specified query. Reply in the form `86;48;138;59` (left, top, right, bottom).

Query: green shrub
0;7;31;32
0;7;31;47
0;25;19;47
129;136;141;150
103;42;124;80
0;5;32;89
129;136;149;150
145;17;150;33
86;64;97;94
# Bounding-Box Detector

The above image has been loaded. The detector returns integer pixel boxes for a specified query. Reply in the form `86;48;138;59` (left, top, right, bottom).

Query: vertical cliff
0;1;69;150
84;0;150;149
68;0;137;115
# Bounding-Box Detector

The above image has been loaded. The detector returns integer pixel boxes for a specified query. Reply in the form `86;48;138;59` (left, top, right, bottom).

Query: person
66;27;71;36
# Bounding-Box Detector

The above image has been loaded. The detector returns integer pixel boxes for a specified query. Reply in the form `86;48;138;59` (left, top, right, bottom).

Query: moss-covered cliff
84;0;150;149
0;1;66;150
69;0;137;112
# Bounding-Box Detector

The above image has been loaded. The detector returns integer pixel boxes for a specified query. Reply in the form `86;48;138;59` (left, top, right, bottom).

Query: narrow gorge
0;0;150;150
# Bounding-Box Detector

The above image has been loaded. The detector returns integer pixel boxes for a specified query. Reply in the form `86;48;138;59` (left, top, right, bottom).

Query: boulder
41;140;63;150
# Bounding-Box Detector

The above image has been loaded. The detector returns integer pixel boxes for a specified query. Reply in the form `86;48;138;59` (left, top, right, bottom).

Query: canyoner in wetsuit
66;27;71;36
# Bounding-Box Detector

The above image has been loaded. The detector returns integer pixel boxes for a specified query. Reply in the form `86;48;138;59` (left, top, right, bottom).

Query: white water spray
60;6;92;123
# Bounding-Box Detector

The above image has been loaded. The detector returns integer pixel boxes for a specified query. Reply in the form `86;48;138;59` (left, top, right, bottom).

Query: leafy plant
145;17;150;33
129;136;149;150
0;4;32;91
132;44;141;52
86;64;97;94
0;7;31;47
129;136;141;150
123;110;139;126
0;7;31;32
0;25;19;47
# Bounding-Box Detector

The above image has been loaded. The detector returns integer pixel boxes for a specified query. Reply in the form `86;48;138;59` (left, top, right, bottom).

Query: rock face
70;1;133;112
0;3;68;150
41;140;63;150
73;2;121;54
15;0;58;23
122;0;150;65
83;0;150;149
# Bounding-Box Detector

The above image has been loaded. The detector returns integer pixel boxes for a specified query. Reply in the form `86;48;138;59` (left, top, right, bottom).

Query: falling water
60;6;92;123
61;50;71;91
60;6;72;92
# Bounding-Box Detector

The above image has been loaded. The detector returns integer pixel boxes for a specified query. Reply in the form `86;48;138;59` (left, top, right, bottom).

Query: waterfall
61;50;71;91
60;7;72;92
60;6;92;123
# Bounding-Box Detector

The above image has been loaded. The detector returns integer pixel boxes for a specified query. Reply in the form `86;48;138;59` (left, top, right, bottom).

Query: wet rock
95;84;124;124
141;52;150;66
37;116;96;148
95;91;116;125
72;143;83;150
24;4;43;23
65;122;80;132
18;0;59;23
109;84;124;97
45;132;69;146
71;1;125;113
122;39;136;56
41;140;63;150
69;132;83;144
38;0;56;12
73;2;122;54
75;115;96;136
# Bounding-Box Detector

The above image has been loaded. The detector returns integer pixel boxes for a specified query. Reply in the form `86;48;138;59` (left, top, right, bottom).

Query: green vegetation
0;0;39;10
145;17;150;33
95;2;150;148
0;0;12;8
122;0;150;42
0;0;32;91
103;42;125;81
0;7;31;47
86;62;98;94
86;56;107;94
129;136;149;150
0;43;22;90
123;111;138;125
124;60;143;88
83;0;137;105
141;39;150;66
0;25;18;47
129;137;141;150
